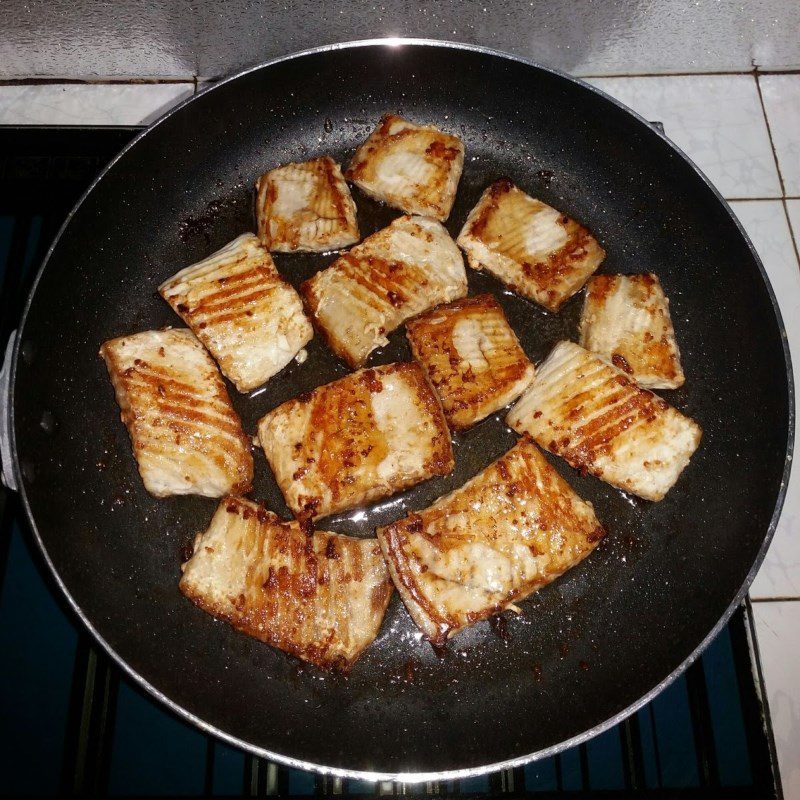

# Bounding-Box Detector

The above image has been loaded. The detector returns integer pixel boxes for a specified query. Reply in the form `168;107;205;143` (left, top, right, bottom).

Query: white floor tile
588;76;781;199
760;75;800;197
787;200;800;244
0;83;193;126
752;601;800;800
730;201;799;599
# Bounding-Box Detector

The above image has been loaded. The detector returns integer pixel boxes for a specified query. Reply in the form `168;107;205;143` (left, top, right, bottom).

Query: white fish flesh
377;437;604;643
159;233;313;393
255;156;360;252
579;273;685;389
301;215;467;368
180;496;393;671
457;179;605;312
507;341;701;501
99;328;253;498
257;362;454;520
405;293;535;430
345;114;464;221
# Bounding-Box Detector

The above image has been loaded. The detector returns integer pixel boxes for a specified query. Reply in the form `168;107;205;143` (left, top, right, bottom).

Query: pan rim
9;37;795;782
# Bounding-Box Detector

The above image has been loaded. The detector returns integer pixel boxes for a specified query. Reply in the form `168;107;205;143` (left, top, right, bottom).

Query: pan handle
0;331;18;492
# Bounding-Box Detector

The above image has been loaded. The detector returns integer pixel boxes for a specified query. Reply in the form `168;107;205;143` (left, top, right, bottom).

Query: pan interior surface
12;43;791;778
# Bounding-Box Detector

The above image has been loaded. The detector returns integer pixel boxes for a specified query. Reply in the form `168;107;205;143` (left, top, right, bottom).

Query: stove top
0;127;782;798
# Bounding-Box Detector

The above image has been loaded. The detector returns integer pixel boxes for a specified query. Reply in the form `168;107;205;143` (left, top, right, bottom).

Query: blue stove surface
0;128;779;798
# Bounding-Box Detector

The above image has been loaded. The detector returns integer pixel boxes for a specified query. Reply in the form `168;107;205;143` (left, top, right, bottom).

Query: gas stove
0;126;782;798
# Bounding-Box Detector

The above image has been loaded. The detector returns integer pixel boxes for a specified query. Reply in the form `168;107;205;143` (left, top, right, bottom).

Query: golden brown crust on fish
345;114;464;221
255;157;360;252
99;329;252;498
507;341;701;501
406;294;535;430
180;497;392;670
580;273;685;390
257;362;454;520
301;215;467;368
159;234;313;393
377;438;604;643
457;179;605;312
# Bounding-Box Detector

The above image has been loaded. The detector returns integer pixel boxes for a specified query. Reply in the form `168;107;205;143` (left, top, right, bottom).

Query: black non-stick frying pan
6;40;793;780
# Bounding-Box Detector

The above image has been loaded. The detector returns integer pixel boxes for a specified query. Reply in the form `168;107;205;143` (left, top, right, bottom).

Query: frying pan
3;40;793;780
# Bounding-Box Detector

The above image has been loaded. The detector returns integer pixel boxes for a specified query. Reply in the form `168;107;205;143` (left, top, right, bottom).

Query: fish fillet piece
159;234;313;393
99;329;253;498
579;273;685;390
457;179;606;312
257;362;454;520
406;294;535;430
180;497;393;671
377;437;604;643
345;114;464;221
507;341;701;501
301;215;467;368
255;157;360;252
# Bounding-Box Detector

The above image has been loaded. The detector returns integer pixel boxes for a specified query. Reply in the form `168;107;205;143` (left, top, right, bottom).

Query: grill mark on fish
378;438;604;643
580;273;685;389
406;294;534;430
191;276;273;311
159;234;312;392
126;373;244;435
458;180;605;311
100;329;252;497
255;157;359;252
345;114;464;221
301;216;467;368
507;341;701;501
180;497;392;670
258;362;453;520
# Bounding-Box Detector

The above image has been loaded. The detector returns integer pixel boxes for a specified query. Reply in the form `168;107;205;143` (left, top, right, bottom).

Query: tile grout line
753;72;800;274
751;596;800;603
582;69;756;79
725;196;799;202
0;72;753;84
781;199;800;271
0;67;798;87
580;67;800;80
0;78;196;86
754;72;787;198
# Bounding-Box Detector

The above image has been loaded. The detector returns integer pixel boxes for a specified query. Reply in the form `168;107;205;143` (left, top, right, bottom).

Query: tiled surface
0;83;192;126
731;201;800;600
752;601;800;800
1;71;799;795
788;199;800;244
588;75;782;199
760;75;800;196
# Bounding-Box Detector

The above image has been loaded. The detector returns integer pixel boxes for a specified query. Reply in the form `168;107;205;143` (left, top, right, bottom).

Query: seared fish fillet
406;294;535;430
180;497;393;671
507;341;701;501
345;114;464;221
255;157;360;252
579;273;685;390
159;234;313;393
377;438;604;643
257;362;453;520
301;215;467;368
99;329;253;498
457;179;606;312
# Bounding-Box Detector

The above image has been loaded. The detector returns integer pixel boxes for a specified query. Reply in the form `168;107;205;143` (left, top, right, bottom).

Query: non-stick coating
12;42;792;779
